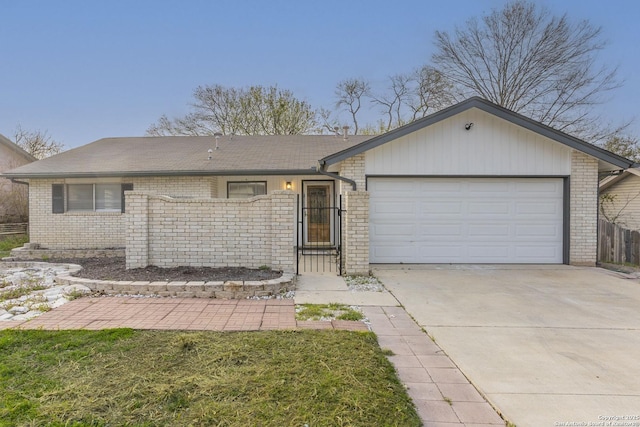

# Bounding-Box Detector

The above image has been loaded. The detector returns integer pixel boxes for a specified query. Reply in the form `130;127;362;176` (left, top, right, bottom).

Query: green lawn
0;234;28;258
0;329;421;427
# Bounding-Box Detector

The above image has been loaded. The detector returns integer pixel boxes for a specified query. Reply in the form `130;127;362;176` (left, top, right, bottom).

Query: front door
304;181;333;245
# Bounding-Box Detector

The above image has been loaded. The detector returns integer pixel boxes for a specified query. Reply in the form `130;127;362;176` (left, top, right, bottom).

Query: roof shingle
3;135;372;178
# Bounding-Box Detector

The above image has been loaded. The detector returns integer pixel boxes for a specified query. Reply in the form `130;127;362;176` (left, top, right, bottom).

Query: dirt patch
34;257;283;282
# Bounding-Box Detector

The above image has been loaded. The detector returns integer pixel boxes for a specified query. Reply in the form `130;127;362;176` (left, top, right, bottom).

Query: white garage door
369;177;564;263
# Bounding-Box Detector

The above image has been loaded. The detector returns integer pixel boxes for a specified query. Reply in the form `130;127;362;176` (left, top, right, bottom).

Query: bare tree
334;78;370;135
147;85;318;136
601;135;640;162
600;192;640;227
370;74;413;132
432;0;622;142
407;65;456;121
13;125;64;159
0;160;29;223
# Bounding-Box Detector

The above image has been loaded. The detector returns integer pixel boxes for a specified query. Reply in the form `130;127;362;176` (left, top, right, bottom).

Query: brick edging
1;261;295;299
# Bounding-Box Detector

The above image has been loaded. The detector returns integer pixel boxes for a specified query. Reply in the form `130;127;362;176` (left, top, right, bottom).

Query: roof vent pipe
342;125;349;140
333;126;340;137
214;132;222;150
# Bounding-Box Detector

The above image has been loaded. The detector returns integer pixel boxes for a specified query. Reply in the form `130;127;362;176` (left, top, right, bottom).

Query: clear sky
1;0;639;149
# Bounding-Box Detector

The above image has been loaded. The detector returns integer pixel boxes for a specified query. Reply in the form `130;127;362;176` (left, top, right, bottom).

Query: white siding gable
365;107;571;176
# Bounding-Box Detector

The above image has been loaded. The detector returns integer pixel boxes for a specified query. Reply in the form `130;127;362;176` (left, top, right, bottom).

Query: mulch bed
34;257;283;282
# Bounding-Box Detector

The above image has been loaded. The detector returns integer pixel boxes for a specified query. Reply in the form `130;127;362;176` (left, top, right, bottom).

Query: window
67;184;94;211
52;183;133;213
227;181;267;199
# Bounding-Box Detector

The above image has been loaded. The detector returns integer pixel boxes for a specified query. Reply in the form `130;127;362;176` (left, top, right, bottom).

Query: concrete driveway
373;265;640;427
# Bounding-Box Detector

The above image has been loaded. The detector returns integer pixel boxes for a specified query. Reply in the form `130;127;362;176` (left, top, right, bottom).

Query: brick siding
126;191;296;273
342;191;370;275
570;150;599;265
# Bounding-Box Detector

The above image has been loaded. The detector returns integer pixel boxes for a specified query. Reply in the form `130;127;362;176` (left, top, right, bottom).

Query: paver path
0;297;367;332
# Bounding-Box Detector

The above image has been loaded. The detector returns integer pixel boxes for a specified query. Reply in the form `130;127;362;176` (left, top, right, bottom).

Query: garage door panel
418;245;465;260
371;201;416;215
372;245;417;262
468;201;510;215
467;224;510;237
419;181;463;193
515;224;561;237
515;246;560;262
371;224;415;236
515;180;562;193
417;201;464;214
370;177;563;264
467;245;510;260
515;201;560;215
468;181;510;193
419;224;463;236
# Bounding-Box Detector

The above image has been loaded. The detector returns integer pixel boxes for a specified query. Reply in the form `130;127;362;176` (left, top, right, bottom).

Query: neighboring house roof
2;135;372;179
600;167;640;191
0;133;37;163
319;97;635;171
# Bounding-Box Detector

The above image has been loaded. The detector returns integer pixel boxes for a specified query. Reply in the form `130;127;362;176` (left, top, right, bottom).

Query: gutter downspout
10;178;29;186
316;161;357;190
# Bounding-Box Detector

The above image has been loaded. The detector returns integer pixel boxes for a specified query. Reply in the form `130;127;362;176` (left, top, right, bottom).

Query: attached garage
369;177;565;264
318;97;635;270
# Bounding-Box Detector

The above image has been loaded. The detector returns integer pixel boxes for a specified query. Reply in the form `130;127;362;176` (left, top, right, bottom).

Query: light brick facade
338;153;365;193
27;176;217;249
570;150;599;266
126;191;296;273
342;191;370;275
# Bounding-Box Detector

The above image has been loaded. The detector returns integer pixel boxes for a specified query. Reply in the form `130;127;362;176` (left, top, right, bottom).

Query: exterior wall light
285;181;292;190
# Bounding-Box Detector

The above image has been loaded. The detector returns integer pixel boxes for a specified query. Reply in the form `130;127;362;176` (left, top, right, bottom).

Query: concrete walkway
374;264;640;427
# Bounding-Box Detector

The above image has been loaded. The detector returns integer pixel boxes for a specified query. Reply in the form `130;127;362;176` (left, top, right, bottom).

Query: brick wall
342;191;370;275
338;154;365;193
28;177;217;249
570;150;599;266
126;191;296;273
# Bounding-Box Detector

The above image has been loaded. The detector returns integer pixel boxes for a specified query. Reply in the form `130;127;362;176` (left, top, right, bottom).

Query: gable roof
0;134;37;163
319;97;635;171
600;168;640;191
2;134;372;179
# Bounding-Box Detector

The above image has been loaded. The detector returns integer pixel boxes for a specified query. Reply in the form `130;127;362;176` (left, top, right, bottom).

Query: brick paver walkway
363;306;505;426
0;297;368;332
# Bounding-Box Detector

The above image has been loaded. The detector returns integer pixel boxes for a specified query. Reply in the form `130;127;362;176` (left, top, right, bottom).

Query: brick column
271;190;296;274
570;150;599;266
342;191;370;275
125;192;149;269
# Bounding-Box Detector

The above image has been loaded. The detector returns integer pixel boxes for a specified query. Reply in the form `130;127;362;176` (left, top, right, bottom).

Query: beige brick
570;150;598;266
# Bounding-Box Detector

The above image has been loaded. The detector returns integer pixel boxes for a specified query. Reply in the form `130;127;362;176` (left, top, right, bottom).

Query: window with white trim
227;181;267;199
52;183;133;213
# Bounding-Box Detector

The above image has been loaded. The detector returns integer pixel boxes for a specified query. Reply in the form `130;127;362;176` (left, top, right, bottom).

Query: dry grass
0;329;420;427
0;234;28;258
296;303;364;321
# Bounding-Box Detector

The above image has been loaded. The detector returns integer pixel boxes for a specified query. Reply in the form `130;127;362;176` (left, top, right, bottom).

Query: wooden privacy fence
0;222;28;237
598;219;640;265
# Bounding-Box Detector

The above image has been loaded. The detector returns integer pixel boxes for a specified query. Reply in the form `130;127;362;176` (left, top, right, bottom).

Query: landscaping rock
8;306;29;315
63;284;92;295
